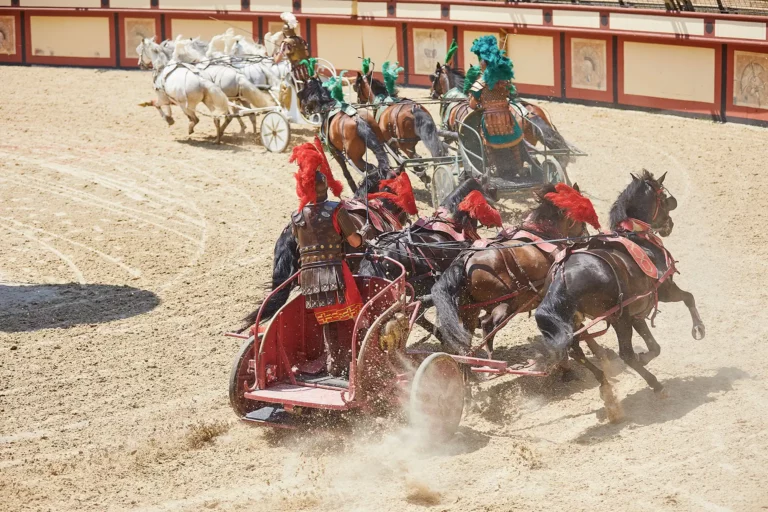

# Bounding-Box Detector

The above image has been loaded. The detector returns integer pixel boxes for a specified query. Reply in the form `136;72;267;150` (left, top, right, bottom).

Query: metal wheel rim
409;353;464;442
261;112;290;153
431;166;455;210
229;335;258;418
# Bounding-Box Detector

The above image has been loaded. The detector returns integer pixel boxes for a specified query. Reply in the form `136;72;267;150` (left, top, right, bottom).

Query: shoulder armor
291;209;306;227
470;78;485;92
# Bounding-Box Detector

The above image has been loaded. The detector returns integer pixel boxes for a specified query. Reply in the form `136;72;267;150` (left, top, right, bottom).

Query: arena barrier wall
3;0;768;124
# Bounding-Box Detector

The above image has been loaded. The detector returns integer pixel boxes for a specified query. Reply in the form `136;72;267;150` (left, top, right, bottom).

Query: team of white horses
136;29;295;144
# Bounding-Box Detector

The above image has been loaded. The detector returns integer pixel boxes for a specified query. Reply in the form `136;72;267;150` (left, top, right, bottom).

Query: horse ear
435;62;441;71
151;36;156;43
573;182;580;192
658;172;667;185
630;173;639;181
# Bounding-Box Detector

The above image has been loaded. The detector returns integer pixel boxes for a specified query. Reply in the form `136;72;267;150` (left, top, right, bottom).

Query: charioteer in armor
275;12;311;83
467;35;528;178
290;137;370;377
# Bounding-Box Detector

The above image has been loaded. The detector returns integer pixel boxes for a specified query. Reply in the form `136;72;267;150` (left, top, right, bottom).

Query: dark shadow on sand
0;283;160;332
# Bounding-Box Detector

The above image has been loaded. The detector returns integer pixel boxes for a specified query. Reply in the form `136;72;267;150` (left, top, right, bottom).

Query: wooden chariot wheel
409;353;465;442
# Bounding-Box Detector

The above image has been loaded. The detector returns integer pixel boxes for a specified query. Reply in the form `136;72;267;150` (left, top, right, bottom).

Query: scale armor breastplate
292;202;346;309
284;36;310;64
479;80;515;137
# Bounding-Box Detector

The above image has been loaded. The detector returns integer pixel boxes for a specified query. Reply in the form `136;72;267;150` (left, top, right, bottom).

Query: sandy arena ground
1;66;768;512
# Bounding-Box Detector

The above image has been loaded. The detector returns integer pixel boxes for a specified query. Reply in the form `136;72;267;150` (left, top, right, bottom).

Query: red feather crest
368;172;418;215
290;137;344;210
458;190;502;228
544;183;600;230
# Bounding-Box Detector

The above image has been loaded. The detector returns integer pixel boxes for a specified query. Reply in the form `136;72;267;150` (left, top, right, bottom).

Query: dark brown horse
432;184;590;356
353;72;447;161
358;178;497;339
240;172;410;331
534;171;704;421
298;77;389;193
429;63;576;168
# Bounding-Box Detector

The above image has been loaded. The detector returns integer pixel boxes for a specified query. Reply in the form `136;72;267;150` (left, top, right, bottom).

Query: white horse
136;37;231;143
171;37;276;134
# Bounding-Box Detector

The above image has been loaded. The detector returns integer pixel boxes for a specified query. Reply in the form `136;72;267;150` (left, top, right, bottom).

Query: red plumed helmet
544;183;600;230
290;137;344;210
368;172;418;215
458;190;502;228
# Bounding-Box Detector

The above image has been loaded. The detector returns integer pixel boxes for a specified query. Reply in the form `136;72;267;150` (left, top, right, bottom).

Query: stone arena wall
2;0;768;124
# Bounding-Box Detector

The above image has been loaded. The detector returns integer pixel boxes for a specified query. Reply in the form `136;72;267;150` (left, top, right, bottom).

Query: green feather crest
362;57;372;76
299;57;318;77
463;65;481;95
382;61;404;97
322;70;348;103
445;39;458;65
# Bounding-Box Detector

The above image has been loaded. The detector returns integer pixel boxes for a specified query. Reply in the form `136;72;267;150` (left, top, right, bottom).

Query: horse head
353;73;375;104
297;77;334;116
136;37;164;70
610;170;677;236
429;62;448;100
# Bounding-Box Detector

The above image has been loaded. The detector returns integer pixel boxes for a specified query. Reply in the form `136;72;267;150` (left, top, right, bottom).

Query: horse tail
413;107;447;157
533;265;576;358
240;224;299;330
237;74;273;108
524;113;575;167
432;254;472;353
355;117;390;174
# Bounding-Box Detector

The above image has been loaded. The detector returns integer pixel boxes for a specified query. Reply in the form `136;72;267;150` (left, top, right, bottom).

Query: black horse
534;170;705;421
297;77;390;192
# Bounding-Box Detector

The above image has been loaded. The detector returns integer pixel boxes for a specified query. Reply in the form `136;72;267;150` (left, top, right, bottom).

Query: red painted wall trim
25;10;116;67
564;32;613;103
616;35;722;117
0;10;23;64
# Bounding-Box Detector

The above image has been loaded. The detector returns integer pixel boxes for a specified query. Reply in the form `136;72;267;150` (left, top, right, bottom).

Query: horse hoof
166;118;175;126
692;325;705;340
655;387;669;400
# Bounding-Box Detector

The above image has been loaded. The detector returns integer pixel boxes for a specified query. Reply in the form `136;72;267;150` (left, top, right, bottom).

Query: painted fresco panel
571;38;607;91
316;23;396;73
413;28;447;75
733;50;768;110
170;19;254;41
30;16;111;58
159;0;242;10
506;33;554;87
0;15;16;55
624;42;714;103
125;18;157;58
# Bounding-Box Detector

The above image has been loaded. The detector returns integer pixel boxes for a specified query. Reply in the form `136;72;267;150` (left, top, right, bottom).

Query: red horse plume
458;190;502;228
291;137;344;210
369;172;418;215
544;183;600;230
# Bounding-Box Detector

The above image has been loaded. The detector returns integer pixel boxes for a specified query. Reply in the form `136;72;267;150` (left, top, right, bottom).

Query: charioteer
274;12;311;83
290;138;371;377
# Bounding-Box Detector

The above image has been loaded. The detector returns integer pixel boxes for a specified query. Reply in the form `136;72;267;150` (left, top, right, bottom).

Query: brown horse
353;72;447;162
429;63;576;168
297;77;389;193
431;183;590;356
535;171;704;421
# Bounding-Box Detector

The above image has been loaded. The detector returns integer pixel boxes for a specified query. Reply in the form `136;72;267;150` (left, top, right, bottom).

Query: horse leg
180;106;200;135
614;314;666;397
238;99;258;133
233;106;248;134
632;318;661;367
570;341;624;422
479;303;511;358
329;145;358;193
658;280;705;340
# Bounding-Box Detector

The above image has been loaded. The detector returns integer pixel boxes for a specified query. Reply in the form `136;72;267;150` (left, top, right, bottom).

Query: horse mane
300;77;335;109
441;178;483;224
445;64;466;91
369;77;395;97
522;184;565;235
609;169;656;228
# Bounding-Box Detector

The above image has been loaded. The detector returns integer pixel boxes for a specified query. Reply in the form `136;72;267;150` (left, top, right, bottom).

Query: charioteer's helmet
281;12;299;38
291;137;344;210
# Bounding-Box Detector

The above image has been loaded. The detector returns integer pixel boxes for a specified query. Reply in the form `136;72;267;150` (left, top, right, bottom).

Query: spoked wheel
538;156;571;186
409;353;465;442
229;335;260;418
430;165;456;211
260;111;291;153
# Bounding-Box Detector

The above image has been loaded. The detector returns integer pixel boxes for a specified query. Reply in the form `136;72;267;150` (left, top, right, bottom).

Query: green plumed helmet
382;61;404;97
445;39;458;65
362;57;372;75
